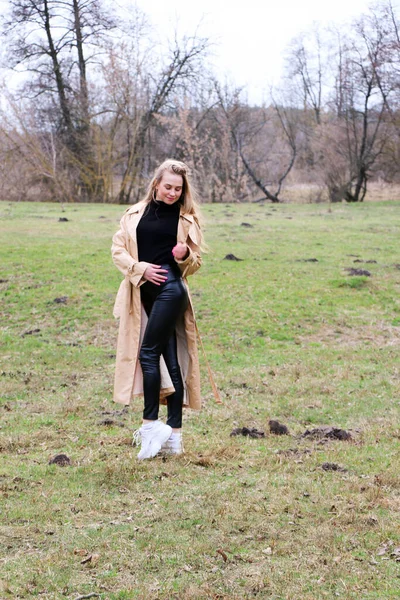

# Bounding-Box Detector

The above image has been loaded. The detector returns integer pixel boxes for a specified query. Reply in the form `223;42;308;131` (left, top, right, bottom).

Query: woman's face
155;172;183;205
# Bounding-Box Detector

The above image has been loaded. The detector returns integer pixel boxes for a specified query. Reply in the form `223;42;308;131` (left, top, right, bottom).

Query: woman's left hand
172;243;189;260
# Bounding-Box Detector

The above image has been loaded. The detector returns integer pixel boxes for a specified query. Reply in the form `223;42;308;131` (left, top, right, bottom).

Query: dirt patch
223;254;243;261
230;427;265;438
97;418;125;427
21;328;41;337
302;426;352;441
53;296;68;304
321;462;348;472
269;420;289;435
48;454;71;466
100;408;128;418
299;323;400;348
345;268;371;276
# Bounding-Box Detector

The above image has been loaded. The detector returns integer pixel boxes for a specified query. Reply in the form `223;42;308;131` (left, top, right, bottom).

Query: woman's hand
143;264;168;285
172;243;189;260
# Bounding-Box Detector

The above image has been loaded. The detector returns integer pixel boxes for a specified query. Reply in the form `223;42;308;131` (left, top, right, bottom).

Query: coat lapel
178;209;193;244
125;202;147;253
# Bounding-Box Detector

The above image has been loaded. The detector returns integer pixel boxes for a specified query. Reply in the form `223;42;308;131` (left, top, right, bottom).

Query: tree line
0;0;399;203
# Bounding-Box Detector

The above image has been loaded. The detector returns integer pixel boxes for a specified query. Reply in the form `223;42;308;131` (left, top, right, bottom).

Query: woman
111;159;204;460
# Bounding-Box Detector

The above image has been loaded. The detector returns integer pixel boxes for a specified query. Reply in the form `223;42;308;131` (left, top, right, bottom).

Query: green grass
1;200;400;599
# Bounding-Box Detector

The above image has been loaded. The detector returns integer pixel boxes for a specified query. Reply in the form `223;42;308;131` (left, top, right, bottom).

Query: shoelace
132;429;141;447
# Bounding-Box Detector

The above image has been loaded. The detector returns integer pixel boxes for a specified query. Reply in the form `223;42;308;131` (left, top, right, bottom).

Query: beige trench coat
111;200;202;410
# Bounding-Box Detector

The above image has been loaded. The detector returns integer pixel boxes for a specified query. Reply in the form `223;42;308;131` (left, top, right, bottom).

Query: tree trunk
240;150;280;203
43;0;74;140
72;0;90;127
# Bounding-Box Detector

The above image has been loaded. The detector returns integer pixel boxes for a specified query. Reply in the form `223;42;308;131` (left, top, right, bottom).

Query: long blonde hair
142;159;205;247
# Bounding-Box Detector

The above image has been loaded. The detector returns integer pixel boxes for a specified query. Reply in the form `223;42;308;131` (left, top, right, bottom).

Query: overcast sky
1;0;398;105
128;0;397;104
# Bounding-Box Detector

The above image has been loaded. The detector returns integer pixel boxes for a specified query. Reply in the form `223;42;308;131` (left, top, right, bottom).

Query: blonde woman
111;160;204;459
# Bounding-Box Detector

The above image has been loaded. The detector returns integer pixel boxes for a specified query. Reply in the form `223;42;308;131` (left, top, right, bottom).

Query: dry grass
281;182;400;204
299;322;400;348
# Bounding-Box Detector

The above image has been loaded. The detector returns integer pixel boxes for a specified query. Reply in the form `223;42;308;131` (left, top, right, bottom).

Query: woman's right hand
143;264;168;285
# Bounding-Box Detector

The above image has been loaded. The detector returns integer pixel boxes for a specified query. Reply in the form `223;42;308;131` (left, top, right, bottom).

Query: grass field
1;199;400;600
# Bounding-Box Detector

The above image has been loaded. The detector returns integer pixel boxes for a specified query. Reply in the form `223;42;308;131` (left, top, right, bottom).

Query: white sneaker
134;421;172;460
160;432;184;455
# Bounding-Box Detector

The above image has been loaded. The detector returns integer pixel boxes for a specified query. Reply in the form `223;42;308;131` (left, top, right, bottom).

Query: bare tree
361;2;400;180
0;94;75;203
294;7;397;202
215;83;299;203
98;12;154;203
284;26;327;125
2;0;115;200
114;33;210;204
336;13;390;201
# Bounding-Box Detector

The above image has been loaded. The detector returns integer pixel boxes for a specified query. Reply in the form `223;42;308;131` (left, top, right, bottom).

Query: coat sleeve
111;215;151;287
175;219;202;278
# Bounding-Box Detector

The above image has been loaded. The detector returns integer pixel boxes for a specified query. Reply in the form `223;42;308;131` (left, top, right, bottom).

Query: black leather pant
139;264;189;428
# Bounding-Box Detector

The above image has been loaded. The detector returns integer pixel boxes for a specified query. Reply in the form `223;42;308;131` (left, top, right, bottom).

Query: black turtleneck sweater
136;200;180;266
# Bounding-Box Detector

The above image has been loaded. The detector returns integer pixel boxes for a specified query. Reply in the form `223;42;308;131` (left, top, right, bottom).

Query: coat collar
126;201;146;215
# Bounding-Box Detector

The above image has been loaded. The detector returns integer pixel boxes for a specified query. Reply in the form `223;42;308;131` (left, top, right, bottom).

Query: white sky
128;0;398;104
